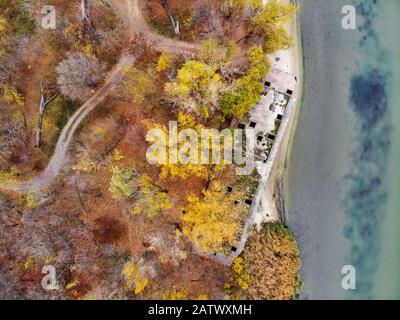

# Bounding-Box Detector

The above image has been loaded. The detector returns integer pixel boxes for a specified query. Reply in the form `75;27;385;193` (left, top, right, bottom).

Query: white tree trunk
35;79;57;148
160;0;180;35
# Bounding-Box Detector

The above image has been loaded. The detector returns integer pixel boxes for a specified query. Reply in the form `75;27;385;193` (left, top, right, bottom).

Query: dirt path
23;54;135;191
128;0;199;54
6;0;199;192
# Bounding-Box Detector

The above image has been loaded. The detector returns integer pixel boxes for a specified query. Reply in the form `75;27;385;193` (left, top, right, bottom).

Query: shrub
109;166;139;200
228;222;302;300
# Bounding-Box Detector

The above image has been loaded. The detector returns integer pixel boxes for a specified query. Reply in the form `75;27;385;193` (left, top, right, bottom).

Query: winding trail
24;54;135;191
128;0;199;54
10;0;199;192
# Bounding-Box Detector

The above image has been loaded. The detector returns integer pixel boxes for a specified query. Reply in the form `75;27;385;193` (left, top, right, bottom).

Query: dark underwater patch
344;66;391;298
350;69;388;128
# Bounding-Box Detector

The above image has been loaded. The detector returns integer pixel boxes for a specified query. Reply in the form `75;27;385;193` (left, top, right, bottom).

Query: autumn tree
56;51;106;101
129;33;157;65
122;66;156;103
162;290;188;300
109;166;139;200
220;46;270;118
162;290;208;300
145;113;228;180
122;259;149;295
0;166;20;189
73;116;124;173
0;0;34;82
81;0;95;41
221;0;263;17
0;86;26;166
0;16;6;36
131;174;172;218
226;223;302;300
165;60;222;118
1;85;25;109
181;183;247;254
251;0;297;53
0;112;25;166
193;0;223;39
87;0;124;61
199;39;237;69
156;52;173;72
1;85;26;126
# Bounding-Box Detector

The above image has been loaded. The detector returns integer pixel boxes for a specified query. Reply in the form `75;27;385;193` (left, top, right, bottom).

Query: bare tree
56;52;106;102
193;0;223;39
35;79;58;148
204;9;223;39
0;119;25;166
160;0;180;35
81;0;101;43
81;0;92;35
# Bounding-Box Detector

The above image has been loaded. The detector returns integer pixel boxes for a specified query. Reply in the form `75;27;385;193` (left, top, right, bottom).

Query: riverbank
261;0;302;224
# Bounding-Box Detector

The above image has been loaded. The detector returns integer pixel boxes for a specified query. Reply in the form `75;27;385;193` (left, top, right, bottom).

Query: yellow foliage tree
231;257;253;290
199;39;237;68
0;166;20;189
145;113;212;180
132;174;172;218
146;112;230;180
73;153;97;173
1;85;25;108
22;257;35;271
221;46;270;117
251;0;297;53
222;0;263;16
156;52;173;72
0;16;7;36
162;290;188;300
122;260;149;295
123;67;156;103
109;166;139;200
227;223;302;300
162;290;208;300
165;60;222;118
181;183;246;254
26;190;40;209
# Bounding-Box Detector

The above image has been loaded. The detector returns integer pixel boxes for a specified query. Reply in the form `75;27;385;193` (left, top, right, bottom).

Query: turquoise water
285;0;400;299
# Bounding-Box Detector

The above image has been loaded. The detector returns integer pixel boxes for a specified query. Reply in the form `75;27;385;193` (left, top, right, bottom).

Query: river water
285;0;400;299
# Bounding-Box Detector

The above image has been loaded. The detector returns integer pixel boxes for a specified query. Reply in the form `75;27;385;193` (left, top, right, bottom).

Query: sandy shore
260;0;302;224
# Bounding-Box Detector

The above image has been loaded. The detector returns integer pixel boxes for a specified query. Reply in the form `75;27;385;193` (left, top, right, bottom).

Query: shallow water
285;0;400;299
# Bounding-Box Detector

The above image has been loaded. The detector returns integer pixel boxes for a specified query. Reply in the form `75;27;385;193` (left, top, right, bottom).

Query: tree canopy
251;0;297;53
220;46;270;118
181;183;246;254
122;66;156;103
122;260;149;295
109;166;139;200
131;174;172;218
56;51;106;101
226;223;302;300
165;60;222;118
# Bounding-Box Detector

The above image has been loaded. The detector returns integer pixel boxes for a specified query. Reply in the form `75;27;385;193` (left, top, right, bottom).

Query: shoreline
263;0;303;224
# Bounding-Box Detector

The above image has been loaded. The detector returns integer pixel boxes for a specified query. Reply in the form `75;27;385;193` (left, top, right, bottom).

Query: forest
0;0;301;300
